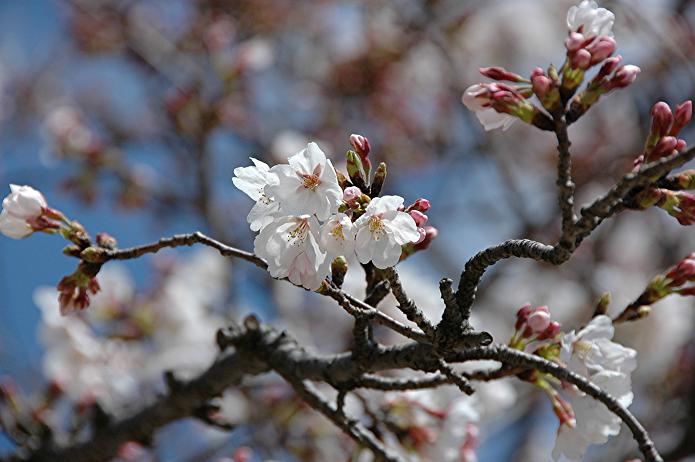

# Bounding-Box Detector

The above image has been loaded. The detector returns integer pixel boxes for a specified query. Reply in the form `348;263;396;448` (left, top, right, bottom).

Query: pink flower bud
538;321;562;340
479;66;526;83
588;36;616;64
527;309;551;333
565;32;585;52
670;100;693;136
412;197;431;212
409;210;428;227
515;303;533;329
648;136;678;161
593;55;622;82
413;226;438;250
416;227;426;244
342;186;361;205
677;139;688;152
571;49;592;70
349;134;371;159
650;102;673;138
531;67;545;78
532;74;553;99
608;65;641;89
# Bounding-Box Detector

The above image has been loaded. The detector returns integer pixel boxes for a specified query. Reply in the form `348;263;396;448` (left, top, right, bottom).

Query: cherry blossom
566;1;614;38
267;142;342;221
254;214;328;290
0;184;48;239
319;213;356;259
462;84;517;131
232;158;280;231
354;195;420;269
552;315;637;461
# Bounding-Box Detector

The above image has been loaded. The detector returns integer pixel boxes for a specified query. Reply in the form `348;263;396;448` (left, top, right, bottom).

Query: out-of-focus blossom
462;84;518;131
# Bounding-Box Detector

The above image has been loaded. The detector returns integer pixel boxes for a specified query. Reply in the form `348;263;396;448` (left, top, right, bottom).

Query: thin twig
383;267;436;337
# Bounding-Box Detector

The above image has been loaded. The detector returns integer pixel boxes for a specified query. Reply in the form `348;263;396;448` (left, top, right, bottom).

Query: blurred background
1;0;695;461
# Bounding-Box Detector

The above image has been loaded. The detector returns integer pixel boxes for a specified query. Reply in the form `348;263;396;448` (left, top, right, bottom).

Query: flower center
288;218;309;245
300;173;321;191
368;215;385;237
330;224;345;241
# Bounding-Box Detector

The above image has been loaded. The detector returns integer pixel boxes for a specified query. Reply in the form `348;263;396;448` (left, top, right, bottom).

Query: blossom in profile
353;195;419;269
566;1;615;37
267;142;343;221
552;315;636;461
254;214;328;290
233;157;280;231
462;84;518;131
0;184;51;239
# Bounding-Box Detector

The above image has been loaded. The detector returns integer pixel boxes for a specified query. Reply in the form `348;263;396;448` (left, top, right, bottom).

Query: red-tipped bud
608;65;641;89
650;102;673;137
565;32;585;52
538;321;562;340
594;55;622;82
588;36;616;64
677;139;688;152
349;134;371;159
479;66;527;83
409;210;428;227
532;74;553;99
571;49;592;70
413;226;438;251
671;100;693;136
412;198;431;212
527;309;551;333
531;67;545;78
515;303;533;329
342;186;361;205
666;255;695;286
648;136;678;161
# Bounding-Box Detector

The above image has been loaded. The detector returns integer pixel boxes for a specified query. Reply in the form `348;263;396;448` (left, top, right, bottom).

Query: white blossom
552;315;637;461
233;158;280;231
566;1;614;37
267;142;342;221
320;213;355;259
354;195;419;269
0;184;48;239
462;84;516;131
254;215;329;290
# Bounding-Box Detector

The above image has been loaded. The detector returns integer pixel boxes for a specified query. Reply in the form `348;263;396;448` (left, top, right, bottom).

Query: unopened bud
648;136;678;162
588;36;616;64
593;55;622;82
331;256;348;288
370;162;387;197
537;321;562;340
571;49;592;70
409;210;428;227
349;134;372;175
411;198;431;212
670;100;693;136
96;232;117;249
565;32;585;52
527;309;551;333
650;102;673;138
608;65;641;89
515;303;533;329
413;225;438;251
346;150;368;190
479;66;527;83
342;186;361;206
593;292;611;317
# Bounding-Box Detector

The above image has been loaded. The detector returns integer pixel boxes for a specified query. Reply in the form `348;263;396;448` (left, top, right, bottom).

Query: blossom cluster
462;0;639;131
508;303;637;461
233;139;426;290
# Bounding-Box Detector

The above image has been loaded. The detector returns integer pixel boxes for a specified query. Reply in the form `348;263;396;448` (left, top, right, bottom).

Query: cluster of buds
632;100;692;169
57;265;102;316
632;187;695;226
400;198;439;259
615;253;695;322
509;304;562;351
462;79;553;131
0;185;65;239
